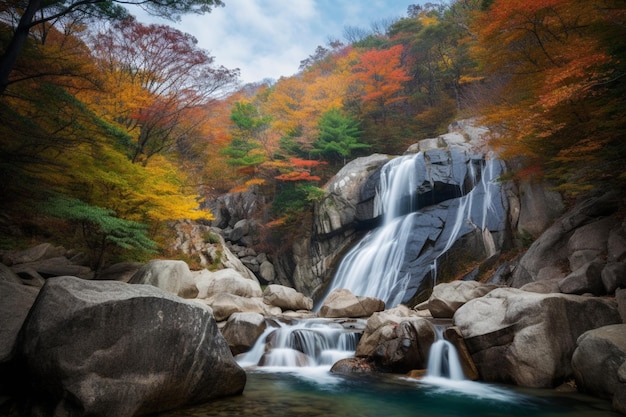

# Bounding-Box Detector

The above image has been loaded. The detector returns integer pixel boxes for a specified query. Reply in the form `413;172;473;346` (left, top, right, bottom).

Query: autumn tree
0;0;224;95
263;44;356;158
384;4;479;138
88;18;239;164
352;44;410;125
0;18;213;265
197;92;249;193
472;0;626;195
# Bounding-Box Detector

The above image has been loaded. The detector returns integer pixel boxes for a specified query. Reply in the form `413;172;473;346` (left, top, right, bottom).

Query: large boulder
602;262;626;294
355;305;415;358
0;281;39;395
454;288;621;387
220;312;267;355
515;180;565;239
195;268;262;299
558;259;606;295
364;316;435;373
129;260;198;298
572;324;626;413
511;193;620;288
14;276;245;417
331;357;379;375
418;281;498;318
262;284;313;311
318;289;385;318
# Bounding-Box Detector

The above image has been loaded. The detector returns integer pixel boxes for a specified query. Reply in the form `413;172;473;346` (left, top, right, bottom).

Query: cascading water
321;146;507;308
425;326;465;381
237;318;363;370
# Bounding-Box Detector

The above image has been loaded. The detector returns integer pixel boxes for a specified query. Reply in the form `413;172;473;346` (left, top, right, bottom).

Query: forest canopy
1;0;624;265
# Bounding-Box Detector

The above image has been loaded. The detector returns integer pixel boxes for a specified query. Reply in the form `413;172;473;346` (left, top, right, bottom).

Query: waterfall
237;319;362;369
321;148;506;308
425;326;465;381
426;341;465;380
326;213;418;307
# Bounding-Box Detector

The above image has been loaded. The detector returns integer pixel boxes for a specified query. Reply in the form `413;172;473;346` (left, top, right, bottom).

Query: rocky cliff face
199;120;570;305
275;120;543;304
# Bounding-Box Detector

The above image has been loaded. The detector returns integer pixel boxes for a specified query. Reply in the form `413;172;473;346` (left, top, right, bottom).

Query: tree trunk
0;0;42;95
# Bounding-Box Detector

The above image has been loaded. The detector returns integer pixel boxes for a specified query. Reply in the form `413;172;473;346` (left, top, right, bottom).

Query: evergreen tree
46;196;157;270
312;108;368;164
221;101;270;172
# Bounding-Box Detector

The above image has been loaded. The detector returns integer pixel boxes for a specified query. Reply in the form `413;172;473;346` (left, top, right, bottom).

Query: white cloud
173;0;323;83
130;0;423;84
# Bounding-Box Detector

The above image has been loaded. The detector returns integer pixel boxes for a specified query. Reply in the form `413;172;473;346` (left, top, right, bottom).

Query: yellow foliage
228;177;266;194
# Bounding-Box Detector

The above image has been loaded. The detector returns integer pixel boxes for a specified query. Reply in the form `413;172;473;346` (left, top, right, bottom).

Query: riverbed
158;368;619;417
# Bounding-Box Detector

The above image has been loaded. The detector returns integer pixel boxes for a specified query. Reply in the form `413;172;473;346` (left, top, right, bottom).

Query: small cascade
237;319;362;369
426;326;465;381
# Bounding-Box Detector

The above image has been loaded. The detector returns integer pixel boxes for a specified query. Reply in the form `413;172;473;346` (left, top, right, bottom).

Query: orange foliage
473;0;626;194
265;217;287;228
290;157;327;169
228;178;266;194
275;171;321;182
352;45;411;123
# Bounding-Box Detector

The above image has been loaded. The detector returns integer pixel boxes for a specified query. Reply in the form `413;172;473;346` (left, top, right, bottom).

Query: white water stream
237;318;362;371
425;326;465;381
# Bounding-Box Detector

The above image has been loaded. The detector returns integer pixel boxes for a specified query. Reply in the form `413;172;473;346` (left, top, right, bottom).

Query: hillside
0;0;624;271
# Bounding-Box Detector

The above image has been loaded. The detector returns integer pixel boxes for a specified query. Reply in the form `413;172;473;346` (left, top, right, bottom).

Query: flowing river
159;370;618;417
156;317;619;417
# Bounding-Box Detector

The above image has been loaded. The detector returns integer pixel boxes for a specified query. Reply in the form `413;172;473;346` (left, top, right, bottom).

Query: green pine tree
312;108;368;164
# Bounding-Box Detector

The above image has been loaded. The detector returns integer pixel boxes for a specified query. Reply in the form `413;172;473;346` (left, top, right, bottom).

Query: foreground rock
0;280;39;396
572;324;626;414
318;289;385;318
454;288;621;387
15;276;246;417
355;306;435;373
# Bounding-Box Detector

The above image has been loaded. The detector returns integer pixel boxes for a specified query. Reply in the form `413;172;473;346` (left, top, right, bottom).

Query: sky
132;0;427;85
